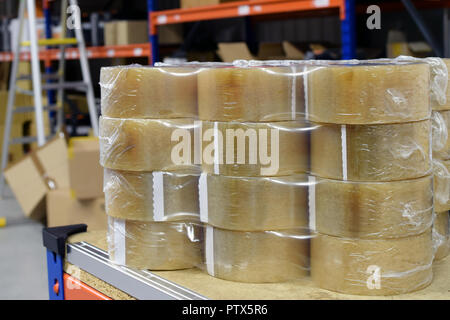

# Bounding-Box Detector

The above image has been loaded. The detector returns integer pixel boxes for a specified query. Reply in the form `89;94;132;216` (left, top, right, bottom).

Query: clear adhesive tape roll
200;120;309;177
107;217;202;270
310;120;431;181
310;175;433;239
311;230;433;296
433;110;450;159
204;225;310;283
104;169;200;222
99;116;198;171
199;173;309;231
306;62;430;124
433;159;450;212
100;65;198;119
433;211;450;261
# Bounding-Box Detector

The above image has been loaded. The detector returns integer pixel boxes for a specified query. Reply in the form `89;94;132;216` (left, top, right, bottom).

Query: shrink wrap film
200;120;309;177
100;65;198;119
430;58;450;111
433;159;450;212
198;65;305;122
433;211;450;260
107;217;202;270
311;230;433;296
310;175;433;239
104;169;200;222
306;62;430;124
199;173;309;231
99;116;198;171
432;110;450;159
310;120;431;181
204;226;310;283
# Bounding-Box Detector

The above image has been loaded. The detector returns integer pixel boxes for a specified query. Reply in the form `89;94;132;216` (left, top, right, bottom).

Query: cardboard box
181;0;240;9
3;135;69;219
68;137;103;200
104;21;117;46
104;20;148;46
217;42;305;62
46;188;107;230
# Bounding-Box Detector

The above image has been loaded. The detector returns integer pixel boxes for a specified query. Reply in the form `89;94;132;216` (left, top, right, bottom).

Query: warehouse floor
0;188;47;300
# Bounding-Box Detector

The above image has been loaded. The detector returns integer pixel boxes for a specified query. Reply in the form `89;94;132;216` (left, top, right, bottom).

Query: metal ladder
0;0;98;196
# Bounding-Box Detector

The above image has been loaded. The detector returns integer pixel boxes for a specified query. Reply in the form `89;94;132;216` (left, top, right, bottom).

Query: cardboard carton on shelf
104;20;148;46
217;41;304;62
181;0;240;9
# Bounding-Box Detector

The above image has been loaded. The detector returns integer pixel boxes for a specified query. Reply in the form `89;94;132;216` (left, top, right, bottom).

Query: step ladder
0;0;99;197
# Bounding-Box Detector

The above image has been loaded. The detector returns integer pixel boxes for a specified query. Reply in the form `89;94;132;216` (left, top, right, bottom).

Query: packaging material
306;61;430;124
310;120;431;181
431;58;450;111
311;230;433;295
433;159;450;212
99;116;197;172
433;110;450;159
199;173;309;231
433;211;450;260
68;137;103;200
100;65;198;119
103;20;148;46
200;120;309;176
46;189;107;230
204;225;310;283
108;217;202;270
103;21;117;46
217;42;304;62
104;169;200;222
310;175;433;239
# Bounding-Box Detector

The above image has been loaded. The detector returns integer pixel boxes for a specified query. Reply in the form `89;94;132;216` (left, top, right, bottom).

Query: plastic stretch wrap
311;230;433;296
100;65;198;119
200;120;309;176
430;58;450;111
433;159;450;212
433;211;450;260
432;110;450;159
306;61;430;124
310;175;433;239
107;217;202;270
104;169;200;222
198;65;305;122
203;225;310;283
99;116;197;171
310;120;431;181
199;173;309;231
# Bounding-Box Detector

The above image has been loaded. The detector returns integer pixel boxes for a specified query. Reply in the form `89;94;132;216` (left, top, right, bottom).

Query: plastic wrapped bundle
310;120;431;181
204;226;310;283
99;116;198;171
306;61;430;124
104;169;200;221
108;217;202;270
311;230;433;295
432;110;450;159
433;159;450;212
199;173;309;231
198;65;305;122
100;65;198;119
200;120;309;176
433;211;450;260
431;58;450;111
310;175;433;239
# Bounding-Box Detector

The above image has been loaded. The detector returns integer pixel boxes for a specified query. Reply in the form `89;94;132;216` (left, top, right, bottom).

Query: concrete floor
0;188;48;300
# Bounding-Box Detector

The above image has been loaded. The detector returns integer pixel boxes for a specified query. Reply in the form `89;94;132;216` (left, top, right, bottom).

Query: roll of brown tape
311;175;433;239
433;159;450;212
433;211;450;260
199;173;309;231
104;169;200;222
307;62;430;124
433;110;450;159
201;120;309;177
311;230;433;296
100;65;198;119
99;116;198;171
204;226;309;283
198;66;305;122
432;58;450;111
108;217;202;270
310;120;431;181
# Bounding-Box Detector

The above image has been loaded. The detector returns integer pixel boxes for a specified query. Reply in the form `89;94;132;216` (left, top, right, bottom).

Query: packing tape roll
199;173;309;231
311;230;433;296
310;120;431;181
104;169;200;222
306;62;430;124
100;65;198;119
310;175;433;239
201;120;309;177
433;211;450;261
198;66;305;122
99;116;198;171
107;217;202;270
433;159;450;212
433;110;450;159
204;225;310;283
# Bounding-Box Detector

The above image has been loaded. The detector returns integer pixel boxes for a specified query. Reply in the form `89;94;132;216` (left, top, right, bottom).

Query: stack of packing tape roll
198;64;312;283
307;60;435;295
99;65;202;270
